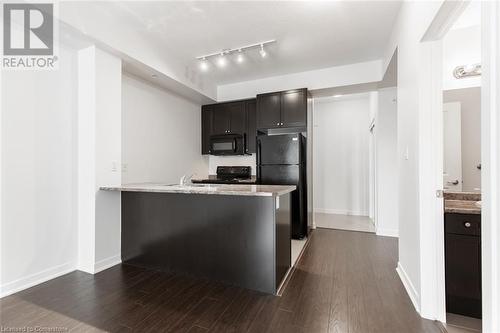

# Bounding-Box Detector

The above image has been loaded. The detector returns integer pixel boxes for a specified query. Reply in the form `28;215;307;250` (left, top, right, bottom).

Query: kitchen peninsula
100;183;295;295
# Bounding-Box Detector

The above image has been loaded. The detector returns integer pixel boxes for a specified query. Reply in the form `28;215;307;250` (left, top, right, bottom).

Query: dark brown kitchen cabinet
281;89;307;127
211;102;245;135
201;99;257;155
245;100;257;153
227;102;246;134
256;88;307;129
445;213;482;319
212;104;229;135
201;105;213;155
257;92;281;129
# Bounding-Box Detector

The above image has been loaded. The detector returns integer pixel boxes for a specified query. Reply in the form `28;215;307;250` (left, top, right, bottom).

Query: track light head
236;49;244;64
199;57;209;71
259;44;267;58
217;53;227;67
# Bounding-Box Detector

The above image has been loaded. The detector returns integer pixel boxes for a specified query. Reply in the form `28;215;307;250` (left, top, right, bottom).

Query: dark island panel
121;191;291;294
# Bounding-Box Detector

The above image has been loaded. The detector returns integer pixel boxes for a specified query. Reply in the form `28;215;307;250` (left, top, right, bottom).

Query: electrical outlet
404;146;409;160
111;161;118;172
122;163;128;172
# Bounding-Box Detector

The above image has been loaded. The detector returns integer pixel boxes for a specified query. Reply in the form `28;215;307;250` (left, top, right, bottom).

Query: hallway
315;213;376;233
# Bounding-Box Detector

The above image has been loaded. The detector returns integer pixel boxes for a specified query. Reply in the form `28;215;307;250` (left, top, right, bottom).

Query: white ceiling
97;1;401;86
452;1;481;30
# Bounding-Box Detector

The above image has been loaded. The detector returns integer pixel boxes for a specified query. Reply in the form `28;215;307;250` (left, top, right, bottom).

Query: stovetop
191;166;255;184
191;175;256;185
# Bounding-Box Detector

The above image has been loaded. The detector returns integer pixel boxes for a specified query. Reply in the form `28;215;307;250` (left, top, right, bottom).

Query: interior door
443;102;463;191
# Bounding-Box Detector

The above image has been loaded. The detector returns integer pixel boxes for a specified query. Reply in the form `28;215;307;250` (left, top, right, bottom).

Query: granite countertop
444;191;481;215
100;183;295;197
444;190;481;201
445;199;481;215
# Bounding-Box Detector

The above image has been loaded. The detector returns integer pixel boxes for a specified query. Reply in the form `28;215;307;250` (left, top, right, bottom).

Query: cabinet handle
464;222;471;228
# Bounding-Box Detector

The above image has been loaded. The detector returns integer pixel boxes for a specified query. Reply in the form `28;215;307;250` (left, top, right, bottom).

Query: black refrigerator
257;133;307;239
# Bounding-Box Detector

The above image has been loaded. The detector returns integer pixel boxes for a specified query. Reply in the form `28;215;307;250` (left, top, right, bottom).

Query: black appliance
192;166;255;184
209;134;245;156
257;133;307;239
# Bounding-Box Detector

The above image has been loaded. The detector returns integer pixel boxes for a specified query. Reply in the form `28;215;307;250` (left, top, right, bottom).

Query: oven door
209;134;244;155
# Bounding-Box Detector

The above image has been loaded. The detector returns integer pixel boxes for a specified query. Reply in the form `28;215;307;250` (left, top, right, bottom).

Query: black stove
192;166;255;184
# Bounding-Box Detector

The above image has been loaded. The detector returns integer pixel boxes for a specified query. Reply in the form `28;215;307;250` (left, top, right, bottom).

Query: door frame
480;2;500;331
419;1;500;330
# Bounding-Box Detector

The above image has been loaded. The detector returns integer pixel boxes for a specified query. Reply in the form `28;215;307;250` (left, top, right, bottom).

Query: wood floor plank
0;229;443;333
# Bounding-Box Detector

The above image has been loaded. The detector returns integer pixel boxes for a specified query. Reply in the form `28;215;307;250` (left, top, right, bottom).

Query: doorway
312;92;374;233
420;1;486;331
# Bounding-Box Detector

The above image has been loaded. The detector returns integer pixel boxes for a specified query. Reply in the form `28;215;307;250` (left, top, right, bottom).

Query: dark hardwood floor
0;229;442;332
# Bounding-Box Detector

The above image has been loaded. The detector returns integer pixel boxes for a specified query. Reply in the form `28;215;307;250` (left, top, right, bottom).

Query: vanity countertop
444;199;481;215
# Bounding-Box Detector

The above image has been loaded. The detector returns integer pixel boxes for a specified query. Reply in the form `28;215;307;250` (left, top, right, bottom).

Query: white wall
376;88;399;237
313;94;370;216
443;88;481;191
217;60;383;101
1;45;79;296
443;25;481;90
122;73;208;184
382;0;443;314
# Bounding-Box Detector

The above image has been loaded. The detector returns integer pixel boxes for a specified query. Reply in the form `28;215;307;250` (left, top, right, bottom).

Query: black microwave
209;134;245;155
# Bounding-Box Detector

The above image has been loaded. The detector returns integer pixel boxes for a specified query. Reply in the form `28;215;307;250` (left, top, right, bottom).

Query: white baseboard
376;228;399;238
94;254;121;273
0;261;76;298
314;208;369;216
396;262;420;313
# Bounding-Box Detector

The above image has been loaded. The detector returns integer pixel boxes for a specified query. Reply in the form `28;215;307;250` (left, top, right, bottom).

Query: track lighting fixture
196;40;275;71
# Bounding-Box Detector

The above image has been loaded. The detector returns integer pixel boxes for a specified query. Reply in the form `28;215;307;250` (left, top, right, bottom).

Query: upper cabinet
201;89;307;155
211;101;246;135
227;102;246;134
256;92;281;129
256;88;307;129
201;105;213;155
211;103;229;135
201;99;256;155
245;100;257;154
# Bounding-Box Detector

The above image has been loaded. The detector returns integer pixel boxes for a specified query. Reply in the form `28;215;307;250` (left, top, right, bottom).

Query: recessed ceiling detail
98;1;402;85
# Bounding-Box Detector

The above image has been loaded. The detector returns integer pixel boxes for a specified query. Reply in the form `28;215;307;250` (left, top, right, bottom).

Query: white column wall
77;46;122;274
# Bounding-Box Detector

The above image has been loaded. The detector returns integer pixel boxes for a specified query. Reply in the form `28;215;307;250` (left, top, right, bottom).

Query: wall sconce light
453;63;482;79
